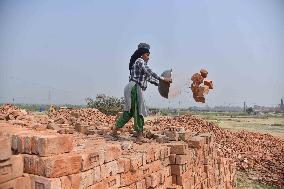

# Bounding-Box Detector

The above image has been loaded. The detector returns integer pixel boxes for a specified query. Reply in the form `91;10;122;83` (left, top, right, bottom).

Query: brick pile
146;115;284;188
1;104;284;188
0;103;237;189
0;122;236;189
48;108;116;125
190;69;213;103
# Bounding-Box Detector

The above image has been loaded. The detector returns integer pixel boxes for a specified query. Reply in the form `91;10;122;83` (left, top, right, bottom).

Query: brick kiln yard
0;104;283;189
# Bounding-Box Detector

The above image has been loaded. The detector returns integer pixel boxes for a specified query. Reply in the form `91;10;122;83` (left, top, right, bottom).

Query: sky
0;0;283;108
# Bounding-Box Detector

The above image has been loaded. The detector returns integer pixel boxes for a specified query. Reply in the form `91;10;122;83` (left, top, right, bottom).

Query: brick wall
0;123;235;189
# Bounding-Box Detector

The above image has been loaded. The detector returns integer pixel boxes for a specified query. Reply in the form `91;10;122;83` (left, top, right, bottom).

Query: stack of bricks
168;133;236;189
0;136;30;188
0;122;235;189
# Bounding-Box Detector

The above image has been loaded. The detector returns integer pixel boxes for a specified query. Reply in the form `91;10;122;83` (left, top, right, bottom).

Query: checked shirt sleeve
147;76;159;86
141;62;162;81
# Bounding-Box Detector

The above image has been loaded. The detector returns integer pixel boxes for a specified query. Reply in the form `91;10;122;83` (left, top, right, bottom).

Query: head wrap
129;43;150;70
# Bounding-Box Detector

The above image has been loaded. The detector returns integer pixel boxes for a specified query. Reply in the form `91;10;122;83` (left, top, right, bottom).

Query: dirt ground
196;114;284;140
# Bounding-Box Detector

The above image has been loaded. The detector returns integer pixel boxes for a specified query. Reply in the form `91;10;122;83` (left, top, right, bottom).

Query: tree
85;94;125;116
246;107;254;115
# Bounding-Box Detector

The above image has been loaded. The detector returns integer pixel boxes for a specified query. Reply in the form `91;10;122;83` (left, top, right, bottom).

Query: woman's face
141;53;150;63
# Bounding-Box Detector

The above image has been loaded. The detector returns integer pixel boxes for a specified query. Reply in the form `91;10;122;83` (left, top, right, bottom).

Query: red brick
0;155;23;184
169;154;176;164
93;166;101;183
120;170;143;187
204;79;213;89
60;173;80;189
34;134;73;156
103;144;122;163
145;171;160;188
30;174;61;189
138;146;155;165
118;158;131;173
80;149;105;171
136;179;146;189
24;153;81;178
171;164;188;176
0;137;11;161
199;133;213;145
87;174;120;189
140;160;162;176
186;136;206;149
0;176;31;189
167;142;188;155
80;169;94;189
175;155;190;165
128;154;143;171
191;73;204;85
101;160;119;179
11;133;73;156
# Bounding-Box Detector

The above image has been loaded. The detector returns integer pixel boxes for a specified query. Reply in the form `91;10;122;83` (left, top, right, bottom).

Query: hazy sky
0;0;283;108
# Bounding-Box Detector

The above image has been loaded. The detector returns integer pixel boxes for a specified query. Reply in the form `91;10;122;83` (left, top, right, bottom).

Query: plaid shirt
129;58;162;91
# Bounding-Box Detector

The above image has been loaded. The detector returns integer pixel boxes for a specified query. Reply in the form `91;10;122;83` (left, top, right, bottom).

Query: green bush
85;94;125;116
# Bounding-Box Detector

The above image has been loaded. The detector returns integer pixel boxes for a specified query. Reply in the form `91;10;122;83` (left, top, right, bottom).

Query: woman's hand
163;77;172;84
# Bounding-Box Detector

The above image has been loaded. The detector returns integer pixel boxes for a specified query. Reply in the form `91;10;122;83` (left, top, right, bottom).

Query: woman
111;43;172;140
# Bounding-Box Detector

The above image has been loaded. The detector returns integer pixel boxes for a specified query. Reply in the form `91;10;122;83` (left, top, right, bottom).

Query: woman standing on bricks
111;43;172;141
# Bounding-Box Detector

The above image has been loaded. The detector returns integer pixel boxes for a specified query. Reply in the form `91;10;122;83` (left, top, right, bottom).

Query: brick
103;144;122;163
203;79;213;89
93;166;101;183
11;133;74;156
199;133;213;145
87;174;120;189
0;137;11;161
191;73;204;85
117;158;131;173
160;176;173;189
80;169;94;189
145;171;160;188
136;179;146;189
175;155;190;165
0;176;31;189
140;147;155;163
129;154;143;171
141;160;162;176
80;149;104;171
30;174;61;189
164;130;179;141
120;170;143;187
176;169;192;186
60;173;80;189
167;142;188;155
101;160;119;179
186;136;206;149
169;154;176;164
0;155;23;184
24;153;81;178
34;134;73;156
106;174;120;189
171;164;189;176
